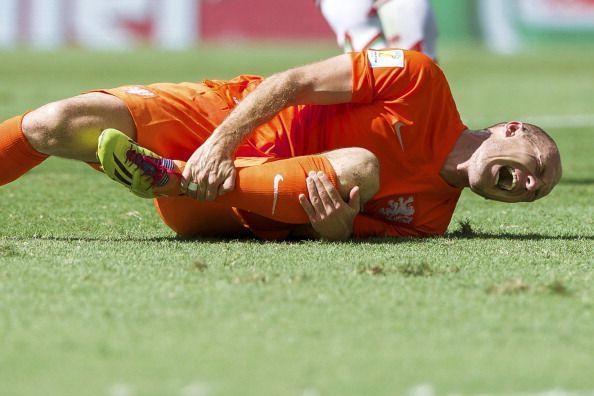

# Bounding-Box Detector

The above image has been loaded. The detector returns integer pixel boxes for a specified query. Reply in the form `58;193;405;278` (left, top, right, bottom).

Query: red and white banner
0;0;332;49
201;0;332;40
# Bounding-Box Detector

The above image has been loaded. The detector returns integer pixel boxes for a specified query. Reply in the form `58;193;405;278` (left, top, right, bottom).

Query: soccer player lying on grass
0;49;561;241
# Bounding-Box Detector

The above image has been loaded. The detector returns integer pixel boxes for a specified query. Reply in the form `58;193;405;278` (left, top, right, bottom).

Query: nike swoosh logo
393;121;405;151
272;174;284;215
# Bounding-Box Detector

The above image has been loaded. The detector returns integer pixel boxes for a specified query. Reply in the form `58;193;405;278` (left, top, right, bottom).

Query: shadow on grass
353;232;594;244
0;235;258;244
439;219;594;241
2;227;593;244
559;177;594;185
446;231;594;241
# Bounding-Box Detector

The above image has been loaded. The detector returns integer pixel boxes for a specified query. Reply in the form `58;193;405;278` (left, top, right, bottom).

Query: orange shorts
93;74;312;160
94;82;235;160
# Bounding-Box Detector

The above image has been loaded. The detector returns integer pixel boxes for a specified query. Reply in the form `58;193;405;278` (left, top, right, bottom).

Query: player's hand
298;171;361;241
181;140;236;201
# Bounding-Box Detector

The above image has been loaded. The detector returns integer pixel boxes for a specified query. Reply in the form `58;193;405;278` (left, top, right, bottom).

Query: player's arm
181;54;354;201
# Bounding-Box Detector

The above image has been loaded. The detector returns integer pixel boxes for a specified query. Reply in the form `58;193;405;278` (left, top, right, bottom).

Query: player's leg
22;92;136;162
318;0;387;51
321;147;379;204
375;0;438;60
97;129;379;224
215;150;377;224
0;114;48;185
0;92;135;187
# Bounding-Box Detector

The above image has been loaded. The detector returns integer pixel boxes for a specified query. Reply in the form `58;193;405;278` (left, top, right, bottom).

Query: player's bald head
489;121;562;199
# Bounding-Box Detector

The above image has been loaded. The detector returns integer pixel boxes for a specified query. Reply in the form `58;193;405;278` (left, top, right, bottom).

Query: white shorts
319;0;437;60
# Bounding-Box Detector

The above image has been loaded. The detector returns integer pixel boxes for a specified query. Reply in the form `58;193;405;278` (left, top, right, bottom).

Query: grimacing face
467;122;562;203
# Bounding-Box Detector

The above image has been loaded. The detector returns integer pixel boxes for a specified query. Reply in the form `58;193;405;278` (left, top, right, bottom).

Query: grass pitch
0;43;593;396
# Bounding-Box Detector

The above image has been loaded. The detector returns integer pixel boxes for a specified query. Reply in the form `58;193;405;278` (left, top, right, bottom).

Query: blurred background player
317;0;438;60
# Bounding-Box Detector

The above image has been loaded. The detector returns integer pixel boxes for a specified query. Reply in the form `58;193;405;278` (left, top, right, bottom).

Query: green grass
0;43;593;396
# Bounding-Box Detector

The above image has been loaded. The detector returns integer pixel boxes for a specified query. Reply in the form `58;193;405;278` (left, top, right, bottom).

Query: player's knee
325;147;380;204
22;99;77;154
350;148;380;203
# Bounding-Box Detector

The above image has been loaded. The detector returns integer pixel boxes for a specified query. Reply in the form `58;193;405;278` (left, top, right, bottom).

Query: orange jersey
209;49;466;237
101;49;465;238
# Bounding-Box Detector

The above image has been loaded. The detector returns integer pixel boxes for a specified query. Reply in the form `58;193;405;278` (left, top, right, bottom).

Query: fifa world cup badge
368;49;405;68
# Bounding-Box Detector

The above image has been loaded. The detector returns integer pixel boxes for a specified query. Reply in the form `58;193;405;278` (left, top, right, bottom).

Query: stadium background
1;1;593;396
2;0;594;50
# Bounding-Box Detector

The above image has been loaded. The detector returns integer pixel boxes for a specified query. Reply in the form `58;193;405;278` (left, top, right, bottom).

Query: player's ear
505;121;524;137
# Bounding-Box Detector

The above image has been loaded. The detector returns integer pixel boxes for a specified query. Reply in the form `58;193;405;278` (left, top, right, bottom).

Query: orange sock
154;155;337;224
219;156;338;224
0;115;49;186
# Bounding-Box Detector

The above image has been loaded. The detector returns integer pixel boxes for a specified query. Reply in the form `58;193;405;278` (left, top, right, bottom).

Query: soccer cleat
97;128;182;198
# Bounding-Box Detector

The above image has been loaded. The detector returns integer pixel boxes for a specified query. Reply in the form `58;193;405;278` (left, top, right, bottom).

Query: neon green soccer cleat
97;128;180;198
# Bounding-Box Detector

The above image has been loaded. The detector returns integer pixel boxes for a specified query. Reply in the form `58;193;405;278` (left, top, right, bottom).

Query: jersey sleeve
350;49;441;104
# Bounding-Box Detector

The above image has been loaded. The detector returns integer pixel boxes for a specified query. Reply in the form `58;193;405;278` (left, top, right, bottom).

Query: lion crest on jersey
377;196;415;224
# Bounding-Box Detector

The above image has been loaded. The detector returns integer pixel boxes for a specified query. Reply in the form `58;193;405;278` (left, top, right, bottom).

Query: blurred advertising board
2;0;592;50
201;0;332;40
518;0;594;29
0;0;332;49
478;0;594;53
